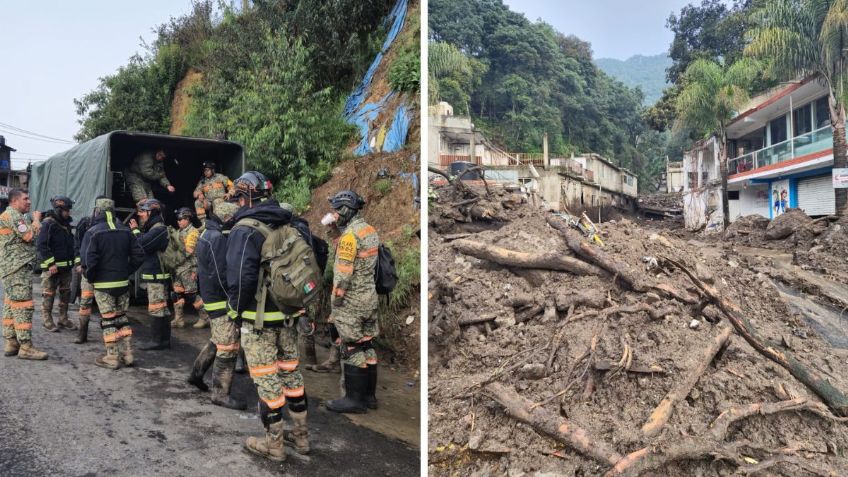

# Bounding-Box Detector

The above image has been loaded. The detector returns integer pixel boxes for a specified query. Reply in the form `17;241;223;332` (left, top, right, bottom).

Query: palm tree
428;41;473;107
676;58;760;228
746;0;848;216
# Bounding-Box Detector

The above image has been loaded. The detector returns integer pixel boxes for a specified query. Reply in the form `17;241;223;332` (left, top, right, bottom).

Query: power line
0;127;73;145
13;151;50;157
0;121;74;143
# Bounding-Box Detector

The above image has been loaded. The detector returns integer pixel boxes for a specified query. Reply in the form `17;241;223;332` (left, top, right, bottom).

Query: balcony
728;123;838;176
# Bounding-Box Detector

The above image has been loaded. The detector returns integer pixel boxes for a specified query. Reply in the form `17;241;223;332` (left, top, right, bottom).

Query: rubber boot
305;345;339;373
193;308;210;329
245;402;286;462
283;409;310;454
4;338;19;356
211;356;246;410
120;334;134;367
326;364;369;414
74;315;89;344
17;342;48;360
95;343;120;369
234;348;247;374
170;301;186;328
187;341;217;392
365;364;378;410
140;317;171;350
57;302;76;330
42;296;58;332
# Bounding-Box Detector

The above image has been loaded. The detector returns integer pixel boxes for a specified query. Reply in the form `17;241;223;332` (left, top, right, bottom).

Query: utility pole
543;132;549;168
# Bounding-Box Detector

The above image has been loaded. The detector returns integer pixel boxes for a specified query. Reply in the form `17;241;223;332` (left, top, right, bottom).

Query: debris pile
636;192;683;219
428;180;848;476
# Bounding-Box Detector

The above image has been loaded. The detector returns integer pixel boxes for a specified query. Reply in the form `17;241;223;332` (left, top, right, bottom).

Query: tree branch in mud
663;257;848;417
452;239;606;276
642;326;733;438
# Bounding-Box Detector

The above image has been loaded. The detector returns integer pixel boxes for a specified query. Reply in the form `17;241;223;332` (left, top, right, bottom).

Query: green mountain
595;54;671;106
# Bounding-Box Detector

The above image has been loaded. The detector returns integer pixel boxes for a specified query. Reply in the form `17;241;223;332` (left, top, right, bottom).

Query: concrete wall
667;170;684;192
738;184;770;219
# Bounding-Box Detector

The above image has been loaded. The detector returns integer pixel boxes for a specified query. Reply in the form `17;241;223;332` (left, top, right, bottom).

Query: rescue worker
73;214;94;344
325;190;380;414
188;200;245;410
193;161;233;221
36;196;77;333
0;188;46;360
226;171;309;461
170;207;208;329
124;148;176;203
130;199;172;350
80;197;145;369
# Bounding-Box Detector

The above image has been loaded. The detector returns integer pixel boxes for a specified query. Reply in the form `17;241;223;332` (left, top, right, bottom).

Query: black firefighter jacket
80;211;145;296
36;211;75;271
133;214;170;282
196;216;230;318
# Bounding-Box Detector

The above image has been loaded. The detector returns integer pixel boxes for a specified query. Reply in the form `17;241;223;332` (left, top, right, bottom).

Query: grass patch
373;178;393;196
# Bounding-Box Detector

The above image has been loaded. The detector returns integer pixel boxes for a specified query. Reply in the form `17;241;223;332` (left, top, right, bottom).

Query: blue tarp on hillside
344;0;410;156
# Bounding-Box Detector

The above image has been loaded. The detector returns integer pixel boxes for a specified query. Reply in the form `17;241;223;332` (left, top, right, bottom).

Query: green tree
746;0;848;216
676;58;760;227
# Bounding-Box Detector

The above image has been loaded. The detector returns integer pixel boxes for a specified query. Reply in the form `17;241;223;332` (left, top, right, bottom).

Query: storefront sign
833;168;848;188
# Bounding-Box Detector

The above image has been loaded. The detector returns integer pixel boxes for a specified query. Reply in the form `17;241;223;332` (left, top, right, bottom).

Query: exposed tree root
453;239;606;276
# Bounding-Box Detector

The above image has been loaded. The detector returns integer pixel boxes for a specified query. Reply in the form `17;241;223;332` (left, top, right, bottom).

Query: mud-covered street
0;281;419;477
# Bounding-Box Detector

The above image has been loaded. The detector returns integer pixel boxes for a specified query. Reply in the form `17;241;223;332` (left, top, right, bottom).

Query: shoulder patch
337;233;357;262
17;223;28;233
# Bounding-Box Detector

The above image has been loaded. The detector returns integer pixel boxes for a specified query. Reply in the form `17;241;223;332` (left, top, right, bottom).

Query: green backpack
154;224;184;274
235;218;323;323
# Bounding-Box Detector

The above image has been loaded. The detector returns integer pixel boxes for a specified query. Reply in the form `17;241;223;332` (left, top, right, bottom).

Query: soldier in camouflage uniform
226;171;310;461
74;214;94;343
170;207;209;329
36;196;77;332
0;188;47;360
130;199;172;350
325;190;380;414
124;149;176;203
81;198;145;369
193;161;234;221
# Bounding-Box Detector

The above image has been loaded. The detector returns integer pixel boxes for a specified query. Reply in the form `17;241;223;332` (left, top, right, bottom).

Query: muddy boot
187;341;217;392
95;343;120;369
211;356;246;410
4;338;19;357
120;335;134;367
17;342;48;360
170;301;186;328
234;348;247;374
140;318;171;350
283;409;310;454
326;364;368;414
42;298;58;332
245;403;285;462
57;303;76;330
305;345;339;373
74;315;90;344
365;364;378;410
193;308;210;329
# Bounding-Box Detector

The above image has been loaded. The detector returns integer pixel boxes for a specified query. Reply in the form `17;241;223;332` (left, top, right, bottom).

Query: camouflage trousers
172;266;201;311
125;173;155;203
1;267;34;343
241;324;305;410
79;276;94;318
94;290;132;352
332;308;379;368
211;316;239;359
146;282;170;317
41;268;72;318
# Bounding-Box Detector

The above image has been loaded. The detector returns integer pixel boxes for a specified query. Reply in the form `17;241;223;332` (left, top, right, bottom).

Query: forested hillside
595;54;671;105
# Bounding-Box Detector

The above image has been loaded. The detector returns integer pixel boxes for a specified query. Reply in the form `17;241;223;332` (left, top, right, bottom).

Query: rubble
636;192;683;219
428;180;848;476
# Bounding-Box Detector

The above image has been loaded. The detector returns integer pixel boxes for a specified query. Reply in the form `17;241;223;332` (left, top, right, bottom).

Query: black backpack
375;244;398;295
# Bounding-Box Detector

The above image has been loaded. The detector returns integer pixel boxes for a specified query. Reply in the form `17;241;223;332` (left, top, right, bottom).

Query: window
815;96;830;129
793;103;812;136
769;114;787;144
728;190;740;200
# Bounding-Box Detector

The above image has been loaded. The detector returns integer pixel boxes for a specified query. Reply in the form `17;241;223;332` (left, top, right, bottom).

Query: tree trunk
452;239;606;276
830;95;847;218
718;132;730;229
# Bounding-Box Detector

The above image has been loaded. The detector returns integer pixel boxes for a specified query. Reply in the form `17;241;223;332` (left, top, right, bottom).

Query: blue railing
729;123;838;175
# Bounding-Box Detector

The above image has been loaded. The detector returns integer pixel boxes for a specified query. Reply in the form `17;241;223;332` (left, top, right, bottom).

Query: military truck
30;131;245;299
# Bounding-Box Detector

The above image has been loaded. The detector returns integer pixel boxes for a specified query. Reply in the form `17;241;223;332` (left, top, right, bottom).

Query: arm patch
337;233;357;262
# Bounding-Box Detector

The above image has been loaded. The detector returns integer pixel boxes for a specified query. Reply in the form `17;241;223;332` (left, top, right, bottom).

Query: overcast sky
502;0;697;60
0;1;196;167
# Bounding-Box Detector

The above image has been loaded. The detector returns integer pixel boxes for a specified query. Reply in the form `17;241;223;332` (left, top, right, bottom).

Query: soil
170;68;203;136
427;181;848;476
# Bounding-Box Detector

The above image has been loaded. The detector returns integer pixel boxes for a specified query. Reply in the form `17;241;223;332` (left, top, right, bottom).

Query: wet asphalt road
0;285;418;477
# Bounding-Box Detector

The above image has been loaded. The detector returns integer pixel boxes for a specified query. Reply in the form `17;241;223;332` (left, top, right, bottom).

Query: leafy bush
373;178;392;196
388;46;420;93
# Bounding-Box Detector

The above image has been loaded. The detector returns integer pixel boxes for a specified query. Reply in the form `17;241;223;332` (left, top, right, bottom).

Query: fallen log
457;313;498;326
485;382;623;466
642;325;733;437
453;239;606;276
664;257;848;417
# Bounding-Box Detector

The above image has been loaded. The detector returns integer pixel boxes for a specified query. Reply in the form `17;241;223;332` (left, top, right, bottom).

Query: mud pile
428;181;848;476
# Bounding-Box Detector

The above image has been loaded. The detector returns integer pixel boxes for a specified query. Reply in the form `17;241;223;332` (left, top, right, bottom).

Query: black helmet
202;161;216;171
175;207;193;220
50;196;74;211
138;199;163;212
232;171;272;198
329;190;364;210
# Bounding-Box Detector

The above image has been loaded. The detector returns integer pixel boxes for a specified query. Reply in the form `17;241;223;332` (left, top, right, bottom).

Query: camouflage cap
95;197;115;211
213;200;240;222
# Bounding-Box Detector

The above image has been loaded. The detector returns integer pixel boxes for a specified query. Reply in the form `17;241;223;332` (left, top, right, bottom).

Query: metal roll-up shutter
797;175;835;216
